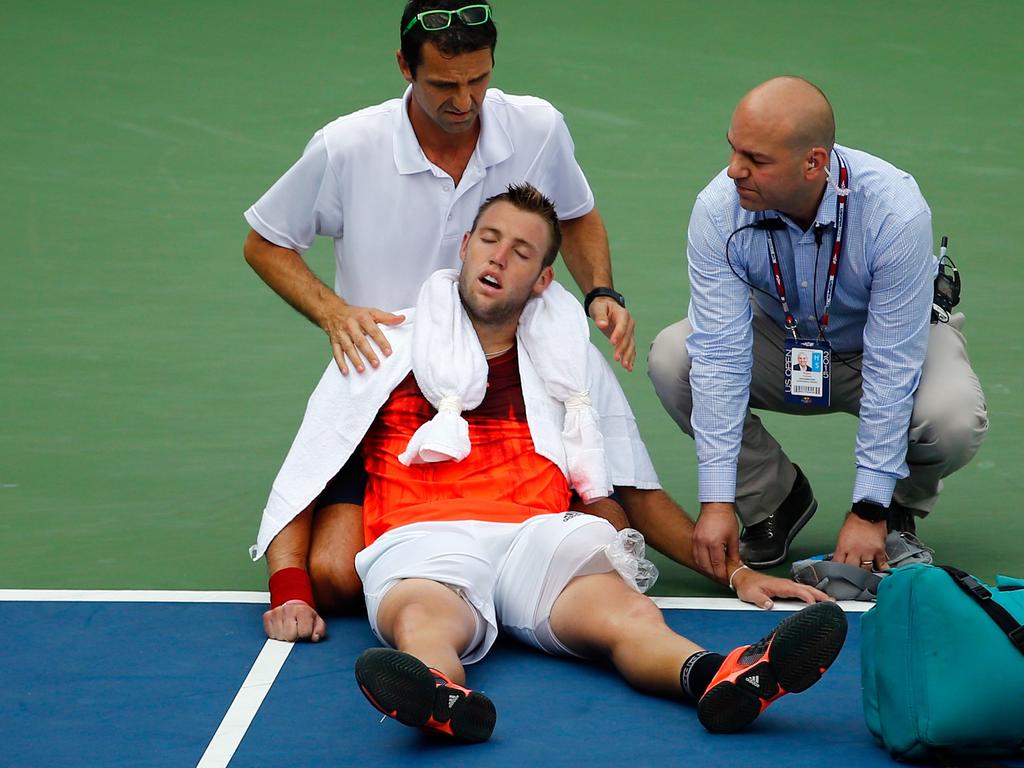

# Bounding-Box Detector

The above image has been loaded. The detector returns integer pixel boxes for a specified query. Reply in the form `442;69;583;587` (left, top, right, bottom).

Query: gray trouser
647;306;989;526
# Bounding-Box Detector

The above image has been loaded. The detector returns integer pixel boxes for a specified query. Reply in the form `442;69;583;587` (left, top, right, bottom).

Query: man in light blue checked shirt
648;77;987;583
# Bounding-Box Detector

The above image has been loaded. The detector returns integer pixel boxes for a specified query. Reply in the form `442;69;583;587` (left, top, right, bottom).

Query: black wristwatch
583;287;626;317
851;500;889;523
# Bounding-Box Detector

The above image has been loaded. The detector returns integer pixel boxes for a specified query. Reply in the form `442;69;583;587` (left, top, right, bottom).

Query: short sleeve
243;130;345;254
529;111;594;221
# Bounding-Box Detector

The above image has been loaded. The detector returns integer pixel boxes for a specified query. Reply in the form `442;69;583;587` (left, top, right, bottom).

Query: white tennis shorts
354;513;623;664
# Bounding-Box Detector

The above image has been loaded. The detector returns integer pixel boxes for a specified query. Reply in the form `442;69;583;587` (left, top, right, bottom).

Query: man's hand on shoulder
693;502;740;583
731;566;832;610
323;304;405;375
263;600;327;643
589;297;635;372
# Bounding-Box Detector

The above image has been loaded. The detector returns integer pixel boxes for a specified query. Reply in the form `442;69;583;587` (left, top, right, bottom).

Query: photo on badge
784;339;830;406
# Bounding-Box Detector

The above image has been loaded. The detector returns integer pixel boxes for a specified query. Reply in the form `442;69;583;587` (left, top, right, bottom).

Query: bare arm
262;504;327;642
243;229;404;374
615;487;700;572
264;504;314;575
570;494;629;530
559;209;636;371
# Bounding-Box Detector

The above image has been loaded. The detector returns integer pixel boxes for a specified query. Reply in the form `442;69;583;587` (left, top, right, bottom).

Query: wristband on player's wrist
268;566;316;609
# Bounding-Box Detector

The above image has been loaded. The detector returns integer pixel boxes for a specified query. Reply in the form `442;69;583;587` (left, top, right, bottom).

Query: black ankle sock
680;651;726;701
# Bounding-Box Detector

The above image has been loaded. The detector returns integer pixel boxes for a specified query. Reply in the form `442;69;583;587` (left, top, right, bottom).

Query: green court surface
2;1;1022;595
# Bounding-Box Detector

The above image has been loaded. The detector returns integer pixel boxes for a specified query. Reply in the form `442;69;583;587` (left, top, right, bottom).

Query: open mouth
479;274;501;290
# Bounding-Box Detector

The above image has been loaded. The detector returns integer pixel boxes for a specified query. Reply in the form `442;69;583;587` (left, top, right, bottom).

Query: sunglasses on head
403;4;491;35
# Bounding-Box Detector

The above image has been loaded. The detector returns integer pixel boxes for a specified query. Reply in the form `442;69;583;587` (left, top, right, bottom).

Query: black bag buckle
962;576;992;601
1009;624;1024;652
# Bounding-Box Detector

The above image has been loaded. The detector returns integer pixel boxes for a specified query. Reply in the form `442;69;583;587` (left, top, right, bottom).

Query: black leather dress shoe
739;465;818;569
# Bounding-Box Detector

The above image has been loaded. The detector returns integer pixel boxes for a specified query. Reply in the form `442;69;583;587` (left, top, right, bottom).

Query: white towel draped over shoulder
252;270;657;561
518;280;610;502
399;271;488;465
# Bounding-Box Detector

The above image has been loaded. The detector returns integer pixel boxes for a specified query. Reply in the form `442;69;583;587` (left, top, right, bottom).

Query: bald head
736;77;835;153
726;77;836;226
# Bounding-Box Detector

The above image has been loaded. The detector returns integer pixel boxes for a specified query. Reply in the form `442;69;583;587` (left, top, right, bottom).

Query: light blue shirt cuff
698;465;737;503
852;468;897;506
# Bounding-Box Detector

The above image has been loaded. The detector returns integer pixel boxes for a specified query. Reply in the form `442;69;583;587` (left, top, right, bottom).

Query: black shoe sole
742;498;818;569
698;601;848;734
354;648;496;743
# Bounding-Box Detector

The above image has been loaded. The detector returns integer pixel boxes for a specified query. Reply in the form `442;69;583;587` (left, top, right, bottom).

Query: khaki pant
647;306;988;526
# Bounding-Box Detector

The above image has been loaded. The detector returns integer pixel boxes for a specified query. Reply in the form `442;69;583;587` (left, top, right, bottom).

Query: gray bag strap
791;559;883;601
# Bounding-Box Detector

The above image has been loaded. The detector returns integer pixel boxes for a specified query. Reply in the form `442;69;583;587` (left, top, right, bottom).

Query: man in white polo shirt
243;1;636;612
244;1;632;373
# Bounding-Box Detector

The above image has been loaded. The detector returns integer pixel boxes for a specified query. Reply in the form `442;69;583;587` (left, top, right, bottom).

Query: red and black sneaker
698;601;848;734
354;648;496;743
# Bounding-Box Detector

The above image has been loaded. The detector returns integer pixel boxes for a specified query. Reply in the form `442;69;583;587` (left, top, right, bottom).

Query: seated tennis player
252;184;847;741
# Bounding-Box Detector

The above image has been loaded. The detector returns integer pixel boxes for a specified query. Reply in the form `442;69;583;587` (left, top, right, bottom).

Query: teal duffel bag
861;563;1024;761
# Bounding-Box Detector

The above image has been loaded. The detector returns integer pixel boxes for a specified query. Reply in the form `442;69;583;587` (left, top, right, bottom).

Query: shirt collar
393;86;432;175
476;89;514;168
392;86;514;176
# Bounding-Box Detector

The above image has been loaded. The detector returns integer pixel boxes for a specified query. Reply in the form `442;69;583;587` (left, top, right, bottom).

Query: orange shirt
361;346;571;545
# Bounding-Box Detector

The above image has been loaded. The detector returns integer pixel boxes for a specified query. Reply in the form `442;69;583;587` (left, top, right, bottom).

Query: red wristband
268;567;316;609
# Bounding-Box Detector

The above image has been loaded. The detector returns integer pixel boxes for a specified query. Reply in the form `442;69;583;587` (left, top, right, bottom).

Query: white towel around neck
398;269;611;502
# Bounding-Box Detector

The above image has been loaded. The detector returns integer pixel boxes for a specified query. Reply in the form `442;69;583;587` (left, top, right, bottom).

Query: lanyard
765;151;850;339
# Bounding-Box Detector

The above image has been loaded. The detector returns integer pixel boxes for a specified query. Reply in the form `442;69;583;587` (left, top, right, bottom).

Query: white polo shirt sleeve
529;109;594;221
244;130;344;255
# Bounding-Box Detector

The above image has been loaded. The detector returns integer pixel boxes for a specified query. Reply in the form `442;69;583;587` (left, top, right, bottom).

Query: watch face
853;501;887;522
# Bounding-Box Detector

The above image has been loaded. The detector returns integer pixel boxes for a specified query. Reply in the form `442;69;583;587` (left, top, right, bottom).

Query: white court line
0;589;269;603
651;596;873;613
196;639;294;768
0;589;872;612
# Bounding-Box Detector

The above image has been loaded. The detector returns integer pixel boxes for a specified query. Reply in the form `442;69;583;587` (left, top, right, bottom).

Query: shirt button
807;315;816;320
801;280;808;288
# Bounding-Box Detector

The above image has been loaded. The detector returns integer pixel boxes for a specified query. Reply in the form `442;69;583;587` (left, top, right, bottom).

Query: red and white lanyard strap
764;151;850;339
765;228;798;338
820;152;850;329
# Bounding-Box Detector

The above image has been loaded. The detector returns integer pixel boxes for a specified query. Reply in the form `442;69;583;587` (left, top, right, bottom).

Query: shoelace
744;516;777;541
887;531;934;567
737;633;773;664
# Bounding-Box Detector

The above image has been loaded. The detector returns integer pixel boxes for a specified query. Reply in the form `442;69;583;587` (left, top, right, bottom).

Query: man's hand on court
732;567;832;610
324;304;405;375
263;600;327;643
693;503;740;584
590;298;635;372
833;513;888;571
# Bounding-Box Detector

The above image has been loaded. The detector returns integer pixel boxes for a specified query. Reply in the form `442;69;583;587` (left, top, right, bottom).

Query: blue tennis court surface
1;601;265;767
3;598;1021;767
